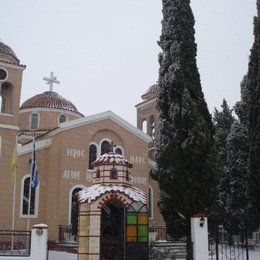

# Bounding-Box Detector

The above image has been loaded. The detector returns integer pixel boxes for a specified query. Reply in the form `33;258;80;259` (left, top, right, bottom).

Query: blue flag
31;142;38;188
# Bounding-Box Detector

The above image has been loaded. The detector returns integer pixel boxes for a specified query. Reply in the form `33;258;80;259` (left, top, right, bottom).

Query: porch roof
77;184;147;205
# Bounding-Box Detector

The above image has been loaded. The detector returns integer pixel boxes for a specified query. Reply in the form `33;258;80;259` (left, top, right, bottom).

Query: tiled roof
0;41;20;64
141;84;159;100
78;184;147;204
92;152;133;168
20;91;83;115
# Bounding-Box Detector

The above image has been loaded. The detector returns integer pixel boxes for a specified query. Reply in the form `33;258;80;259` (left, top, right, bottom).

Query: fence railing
58;225;77;244
0;230;31;256
149;241;187;260
208;225;253;260
149;225;174;241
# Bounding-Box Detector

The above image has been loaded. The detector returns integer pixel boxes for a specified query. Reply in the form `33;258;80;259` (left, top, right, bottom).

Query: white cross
43;72;60;92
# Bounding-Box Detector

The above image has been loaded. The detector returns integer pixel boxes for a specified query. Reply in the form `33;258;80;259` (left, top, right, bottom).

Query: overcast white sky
0;0;256;125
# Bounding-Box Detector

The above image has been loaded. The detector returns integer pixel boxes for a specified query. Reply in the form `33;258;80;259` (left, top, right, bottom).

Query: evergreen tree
213;99;234;180
218;120;249;234
153;0;215;254
235;75;250;125
245;0;260;229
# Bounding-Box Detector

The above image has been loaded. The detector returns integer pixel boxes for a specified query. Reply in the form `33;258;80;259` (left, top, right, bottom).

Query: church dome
92;152;133;168
0;41;20;64
20;91;83;115
141;84;159;100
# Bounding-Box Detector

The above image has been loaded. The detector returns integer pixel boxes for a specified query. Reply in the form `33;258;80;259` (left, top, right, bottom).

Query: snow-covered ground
48;248;260;260
249;248;260;260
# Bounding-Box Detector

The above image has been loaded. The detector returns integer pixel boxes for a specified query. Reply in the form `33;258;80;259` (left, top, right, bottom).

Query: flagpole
27;138;34;231
11;135;17;230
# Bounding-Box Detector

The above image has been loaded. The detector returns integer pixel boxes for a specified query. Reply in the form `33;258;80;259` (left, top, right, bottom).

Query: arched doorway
100;201;125;260
70;187;83;240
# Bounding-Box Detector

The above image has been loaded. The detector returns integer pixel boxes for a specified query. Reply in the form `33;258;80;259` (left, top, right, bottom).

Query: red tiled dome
0;41;20;64
141;84;159;100
20;91;83;115
92;152;133;168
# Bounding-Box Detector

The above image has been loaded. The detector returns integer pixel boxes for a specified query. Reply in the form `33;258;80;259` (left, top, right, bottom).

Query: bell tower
0;41;26;229
136;84;159;159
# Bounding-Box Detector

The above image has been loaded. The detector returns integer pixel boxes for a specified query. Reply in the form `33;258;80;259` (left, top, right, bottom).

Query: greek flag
30;142;38;188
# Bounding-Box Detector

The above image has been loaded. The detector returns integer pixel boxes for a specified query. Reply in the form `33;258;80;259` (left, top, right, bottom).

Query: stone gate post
191;213;208;260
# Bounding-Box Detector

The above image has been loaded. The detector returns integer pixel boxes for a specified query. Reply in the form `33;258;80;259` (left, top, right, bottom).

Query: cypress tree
246;0;260;230
218;120;249;234
213;99;234;181
153;0;215;255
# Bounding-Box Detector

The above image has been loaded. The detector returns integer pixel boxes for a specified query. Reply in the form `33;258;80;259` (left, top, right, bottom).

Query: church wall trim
17;138;52;156
45;111;152;143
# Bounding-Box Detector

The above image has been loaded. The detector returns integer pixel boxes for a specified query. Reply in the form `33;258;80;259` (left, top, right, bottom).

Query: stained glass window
126;202;148;243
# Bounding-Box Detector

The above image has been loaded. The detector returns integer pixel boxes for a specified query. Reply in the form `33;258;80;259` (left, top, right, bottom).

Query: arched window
115;147;122;155
1;82;13;114
148;186;154;219
110;168;118;180
148;115;155;138
21;175;39;217
89;144;97;169
59;114;67;124
101;140;111;155
142;119;147;134
0;95;2;113
70;187;82;238
0;136;2;159
30;113;39;130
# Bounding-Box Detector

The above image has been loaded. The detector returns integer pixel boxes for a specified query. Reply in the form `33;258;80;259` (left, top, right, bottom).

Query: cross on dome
43;72;60;92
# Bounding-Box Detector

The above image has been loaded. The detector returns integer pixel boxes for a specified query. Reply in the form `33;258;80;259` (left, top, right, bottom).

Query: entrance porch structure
77;152;149;260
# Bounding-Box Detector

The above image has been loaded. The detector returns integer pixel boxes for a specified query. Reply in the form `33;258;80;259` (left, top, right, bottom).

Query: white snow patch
78;184;147;204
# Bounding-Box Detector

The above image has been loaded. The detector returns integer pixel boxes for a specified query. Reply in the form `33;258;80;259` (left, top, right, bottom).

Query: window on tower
31;113;39;130
110;168;118;180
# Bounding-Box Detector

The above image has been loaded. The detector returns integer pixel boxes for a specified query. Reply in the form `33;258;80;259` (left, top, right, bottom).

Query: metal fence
58;225;77;244
208;225;254;260
0;230;31;256
149;241;187;260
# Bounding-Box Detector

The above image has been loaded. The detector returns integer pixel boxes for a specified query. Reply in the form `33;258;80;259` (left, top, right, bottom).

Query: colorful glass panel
127;213;137;224
138;236;148;242
127;236;137;242
138;213;148;225
127;225;137;237
138;225;148;236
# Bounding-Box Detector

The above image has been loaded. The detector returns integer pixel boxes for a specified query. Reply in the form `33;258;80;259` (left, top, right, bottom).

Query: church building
0;41;164;246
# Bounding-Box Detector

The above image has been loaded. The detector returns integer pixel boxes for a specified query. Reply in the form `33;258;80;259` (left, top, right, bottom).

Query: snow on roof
92;152;133;168
78;184;147;205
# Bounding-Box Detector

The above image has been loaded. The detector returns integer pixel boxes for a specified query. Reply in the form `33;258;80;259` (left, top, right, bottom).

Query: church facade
0;41;164;242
